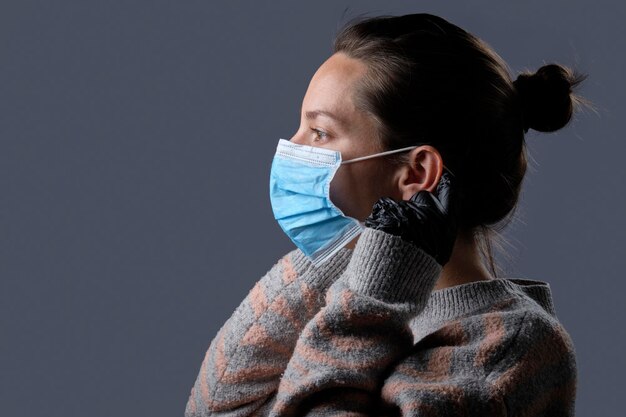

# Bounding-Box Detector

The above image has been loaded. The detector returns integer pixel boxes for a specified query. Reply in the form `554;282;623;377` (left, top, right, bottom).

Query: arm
185;247;353;417
268;228;443;416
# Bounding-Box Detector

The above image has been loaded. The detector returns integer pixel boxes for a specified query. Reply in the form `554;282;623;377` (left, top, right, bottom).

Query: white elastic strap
341;145;418;164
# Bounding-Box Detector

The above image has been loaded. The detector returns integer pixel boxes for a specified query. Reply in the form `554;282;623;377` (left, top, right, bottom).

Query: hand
364;169;459;266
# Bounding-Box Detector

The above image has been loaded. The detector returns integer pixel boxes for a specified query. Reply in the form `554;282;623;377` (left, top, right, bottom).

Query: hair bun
513;63;586;133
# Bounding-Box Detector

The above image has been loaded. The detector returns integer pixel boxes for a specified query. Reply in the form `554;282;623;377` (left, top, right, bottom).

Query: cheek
328;168;353;215
329;163;391;221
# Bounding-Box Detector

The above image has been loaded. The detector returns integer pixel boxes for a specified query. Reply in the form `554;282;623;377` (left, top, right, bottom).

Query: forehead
302;53;368;119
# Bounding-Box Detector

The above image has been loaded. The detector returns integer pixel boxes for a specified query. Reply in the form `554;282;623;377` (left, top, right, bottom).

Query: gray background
1;1;623;416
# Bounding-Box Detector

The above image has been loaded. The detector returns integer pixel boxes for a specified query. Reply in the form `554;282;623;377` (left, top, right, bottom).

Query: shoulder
486;309;578;415
262;248;316;282
238;250;301;316
258;249;303;285
379;300;577;415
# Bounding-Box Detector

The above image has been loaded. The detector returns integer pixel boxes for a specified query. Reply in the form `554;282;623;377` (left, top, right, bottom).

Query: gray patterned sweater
185;228;577;416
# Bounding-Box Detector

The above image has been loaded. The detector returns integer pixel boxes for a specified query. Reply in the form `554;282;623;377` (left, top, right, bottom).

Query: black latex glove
364;169;459;266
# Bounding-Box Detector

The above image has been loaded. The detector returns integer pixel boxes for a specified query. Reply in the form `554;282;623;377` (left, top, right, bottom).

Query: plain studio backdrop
1;1;623;416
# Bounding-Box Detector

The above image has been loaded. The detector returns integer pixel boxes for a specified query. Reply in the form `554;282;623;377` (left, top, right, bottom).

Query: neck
434;229;494;291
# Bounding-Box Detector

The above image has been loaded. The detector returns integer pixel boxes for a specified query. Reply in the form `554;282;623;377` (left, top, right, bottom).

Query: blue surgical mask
269;138;419;267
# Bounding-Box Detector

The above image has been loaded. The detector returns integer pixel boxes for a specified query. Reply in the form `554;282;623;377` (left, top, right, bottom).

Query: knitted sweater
184;228;577;416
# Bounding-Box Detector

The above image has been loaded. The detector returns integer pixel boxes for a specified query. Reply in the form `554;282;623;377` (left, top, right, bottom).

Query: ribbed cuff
343;228;442;312
288;247;354;290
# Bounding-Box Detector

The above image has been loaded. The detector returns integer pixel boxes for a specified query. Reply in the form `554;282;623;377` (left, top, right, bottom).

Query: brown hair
333;13;592;277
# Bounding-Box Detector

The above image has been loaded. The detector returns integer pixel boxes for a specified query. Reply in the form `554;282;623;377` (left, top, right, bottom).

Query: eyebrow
304;109;347;127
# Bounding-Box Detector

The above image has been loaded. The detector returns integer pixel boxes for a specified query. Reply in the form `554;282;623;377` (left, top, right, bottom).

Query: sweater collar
415;277;557;324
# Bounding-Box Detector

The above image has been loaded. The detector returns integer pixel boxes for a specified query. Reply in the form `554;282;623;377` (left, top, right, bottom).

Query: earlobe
401;182;423;201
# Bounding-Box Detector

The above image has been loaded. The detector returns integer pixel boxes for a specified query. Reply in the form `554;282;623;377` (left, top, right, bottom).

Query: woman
185;12;588;416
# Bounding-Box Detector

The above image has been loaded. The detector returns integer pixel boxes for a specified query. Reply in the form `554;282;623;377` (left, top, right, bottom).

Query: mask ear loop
341;145;456;178
341;145;419;164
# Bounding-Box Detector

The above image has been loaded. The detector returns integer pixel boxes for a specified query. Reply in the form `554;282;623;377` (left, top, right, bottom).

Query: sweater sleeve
267;228;443;416
184;247;353;417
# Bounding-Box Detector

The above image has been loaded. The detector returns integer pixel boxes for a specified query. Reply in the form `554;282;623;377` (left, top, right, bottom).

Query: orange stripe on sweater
249;281;269;320
222;363;285;384
240;322;292;357
300;281;319;318
331;332;387;352
425;346;454;379
269;294;304;329
338;287;395;325
433;319;468;345
392;349;454;385
241;322;269;346
281;255;298;285
474;312;506;368
277;373;296;395
293;335;393;370
198;343;212;407
187;387;197;414
415;319;468;353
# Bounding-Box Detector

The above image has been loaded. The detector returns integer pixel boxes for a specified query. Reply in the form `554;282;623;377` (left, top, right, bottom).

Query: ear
397;145;443;201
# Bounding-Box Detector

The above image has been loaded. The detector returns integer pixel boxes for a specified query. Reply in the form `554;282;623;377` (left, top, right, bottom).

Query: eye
310;128;328;143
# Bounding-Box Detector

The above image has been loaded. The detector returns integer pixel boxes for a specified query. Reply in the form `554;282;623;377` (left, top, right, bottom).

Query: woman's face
289;52;441;222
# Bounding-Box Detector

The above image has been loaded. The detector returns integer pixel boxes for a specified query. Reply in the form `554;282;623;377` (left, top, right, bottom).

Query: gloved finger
407;193;443;230
365;196;403;230
434;169;456;216
408;183;446;214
